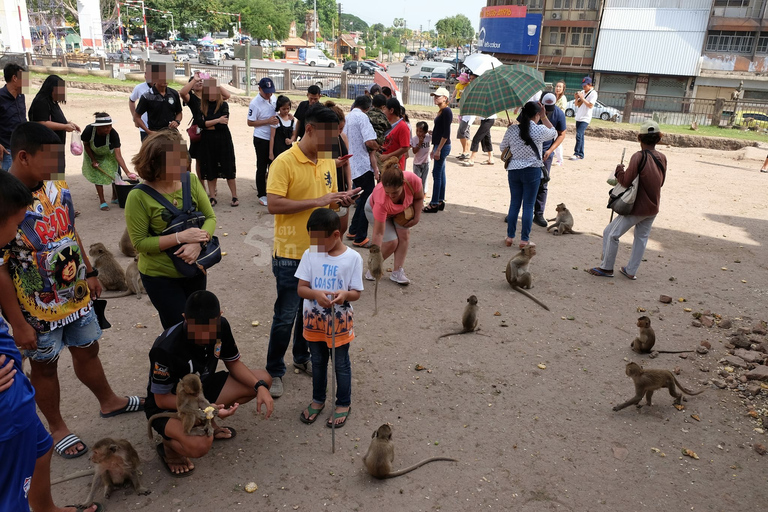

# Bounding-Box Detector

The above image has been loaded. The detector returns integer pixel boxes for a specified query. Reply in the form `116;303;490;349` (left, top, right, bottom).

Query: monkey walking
363;424;457;479
368;245;383;316
630;316;693;356
505;246;550;311
100;256;145;299
613;362;705;411
89;243;127;291
438;295;490;339
119;228;137;258
147;374;217;440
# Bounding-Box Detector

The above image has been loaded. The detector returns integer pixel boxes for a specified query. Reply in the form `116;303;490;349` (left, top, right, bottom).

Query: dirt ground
39;86;768;511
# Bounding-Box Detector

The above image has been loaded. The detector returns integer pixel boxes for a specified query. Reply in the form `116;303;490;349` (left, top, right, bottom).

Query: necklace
151;181;180;206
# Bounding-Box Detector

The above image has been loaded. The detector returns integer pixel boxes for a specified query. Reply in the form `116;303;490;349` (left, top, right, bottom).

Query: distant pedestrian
422;87;452;213
411;121;431;192
452;72;475;161
0;63;27;170
760;154;768;173
554;81;567;165
28;75;80;144
128;65;155;142
380;97;411;171
199;78;238;207
134;64;183;133
270;95;294;161
247;77;278;206
381;86;393;100
570;76;597;160
463;113;496;167
291;85;320;143
533;93;566;227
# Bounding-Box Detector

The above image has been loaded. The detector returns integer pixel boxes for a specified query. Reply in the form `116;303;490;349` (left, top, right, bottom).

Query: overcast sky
343;1;487;33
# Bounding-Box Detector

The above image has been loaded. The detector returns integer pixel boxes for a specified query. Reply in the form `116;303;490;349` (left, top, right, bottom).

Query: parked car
301;48;337;67
106;49;140;63
342;60;377;75
733;110;768;129
198;50;220;66
365;59;387;71
221;46;235;60
403;55;417;66
321;83;369;99
428;69;458;88
153;40;169;51
292;74;340;90
564;99;622;121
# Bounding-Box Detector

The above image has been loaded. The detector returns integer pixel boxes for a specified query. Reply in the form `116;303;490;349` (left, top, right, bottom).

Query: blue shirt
542;106;566;152
0;85;26;149
0;317;38;442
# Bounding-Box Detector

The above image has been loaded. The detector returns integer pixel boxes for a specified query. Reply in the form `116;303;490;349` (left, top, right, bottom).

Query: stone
711;379;727;389
738;375;748;383
752;321;767;335
746;365;768;381
703;309;711;316
659;295;673;304
700;341;712;350
746;383;762;396
696;346;709;355
724;343;735;350
718;317;732;329
673;366;682;375
678;353;688;359
737;327;752;335
732;335;751;349
754;443;766;456
701;316;714;328
734;348;763;363
612;444;629;461
722;355;747;368
691;320;702;328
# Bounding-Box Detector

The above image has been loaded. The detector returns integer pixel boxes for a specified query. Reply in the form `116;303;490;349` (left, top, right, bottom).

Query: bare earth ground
42;87;768;511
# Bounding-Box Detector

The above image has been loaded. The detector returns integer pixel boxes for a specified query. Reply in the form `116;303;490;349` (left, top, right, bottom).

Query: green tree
224;0;291;40
303;0;337;40
434;14;473;48
339;13;367;32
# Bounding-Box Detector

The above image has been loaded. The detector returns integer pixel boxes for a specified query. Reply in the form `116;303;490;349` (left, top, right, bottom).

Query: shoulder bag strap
180;172;193;213
647;151;665;173
134;183;182;216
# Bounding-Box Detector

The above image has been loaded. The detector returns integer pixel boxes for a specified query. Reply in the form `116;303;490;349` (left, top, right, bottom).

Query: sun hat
639;120;660;134
92;114;113;127
431;87;450;98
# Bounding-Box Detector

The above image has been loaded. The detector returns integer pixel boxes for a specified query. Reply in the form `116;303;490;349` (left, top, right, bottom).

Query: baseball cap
541;92;557;108
431;87;450;98
582;76;593;85
258;77;275;93
639;120;660;134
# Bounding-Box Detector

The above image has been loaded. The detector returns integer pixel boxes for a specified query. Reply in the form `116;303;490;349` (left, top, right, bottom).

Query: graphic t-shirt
0;181;91;333
295;247;364;347
411;133;432;165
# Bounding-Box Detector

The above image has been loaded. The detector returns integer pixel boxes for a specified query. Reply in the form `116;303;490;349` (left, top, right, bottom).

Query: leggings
140;272;207;329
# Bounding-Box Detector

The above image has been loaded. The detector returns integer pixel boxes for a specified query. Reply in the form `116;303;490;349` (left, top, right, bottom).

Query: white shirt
575;89;598;123
248;93;277;140
499;121;557;170
130;82;151;133
295;247;364;319
343;108;377;180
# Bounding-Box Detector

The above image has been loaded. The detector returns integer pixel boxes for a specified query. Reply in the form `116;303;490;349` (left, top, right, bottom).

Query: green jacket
366;108;391;147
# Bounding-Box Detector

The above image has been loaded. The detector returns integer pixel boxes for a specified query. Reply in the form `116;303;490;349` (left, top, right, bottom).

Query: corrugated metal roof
594;1;710;76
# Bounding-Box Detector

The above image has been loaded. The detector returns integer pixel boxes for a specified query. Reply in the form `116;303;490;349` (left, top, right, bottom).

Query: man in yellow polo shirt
265;104;360;398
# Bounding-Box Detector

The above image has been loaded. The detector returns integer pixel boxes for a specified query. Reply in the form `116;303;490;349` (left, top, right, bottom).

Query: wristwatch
85;268;99;278
254;380;268;393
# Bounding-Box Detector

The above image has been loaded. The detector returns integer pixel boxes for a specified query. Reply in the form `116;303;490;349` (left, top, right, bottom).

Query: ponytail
516;101;540;152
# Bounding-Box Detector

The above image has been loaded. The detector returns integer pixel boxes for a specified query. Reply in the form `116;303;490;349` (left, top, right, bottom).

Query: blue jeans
308;341;351;407
507;166;542;243
1;152;11;171
574;121;588;158
24;308;101;362
429;144;451;205
266;257;310;378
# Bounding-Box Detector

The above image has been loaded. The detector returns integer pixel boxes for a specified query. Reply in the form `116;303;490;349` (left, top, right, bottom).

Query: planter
46;66;69;75
89;69;111;78
125;72;144;81
68;67;90;76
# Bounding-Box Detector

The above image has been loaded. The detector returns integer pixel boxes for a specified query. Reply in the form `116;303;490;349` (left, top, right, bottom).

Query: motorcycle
404;63;411;73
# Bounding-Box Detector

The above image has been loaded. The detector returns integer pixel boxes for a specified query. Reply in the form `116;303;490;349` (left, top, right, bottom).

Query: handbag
187;122;202;143
607;150;663;215
501;147;513;166
393;179;415;226
136;173;221;277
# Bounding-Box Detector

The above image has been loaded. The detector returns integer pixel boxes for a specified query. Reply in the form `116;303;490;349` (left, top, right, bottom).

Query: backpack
607;150;664;216
136;173;221;277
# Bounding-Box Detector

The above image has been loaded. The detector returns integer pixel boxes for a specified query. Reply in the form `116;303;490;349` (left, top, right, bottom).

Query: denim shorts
24;308;101;362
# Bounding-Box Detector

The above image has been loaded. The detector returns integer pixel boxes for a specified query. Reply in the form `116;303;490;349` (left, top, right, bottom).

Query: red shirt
382;120;411;170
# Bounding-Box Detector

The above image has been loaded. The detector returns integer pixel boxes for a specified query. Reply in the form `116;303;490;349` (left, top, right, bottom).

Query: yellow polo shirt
267;144;337;259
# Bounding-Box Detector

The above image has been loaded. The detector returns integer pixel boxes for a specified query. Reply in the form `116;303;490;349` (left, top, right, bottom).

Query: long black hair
36;75;65;104
516;101;540;151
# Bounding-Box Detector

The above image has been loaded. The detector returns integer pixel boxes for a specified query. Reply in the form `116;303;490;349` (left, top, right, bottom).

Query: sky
343;0;488;33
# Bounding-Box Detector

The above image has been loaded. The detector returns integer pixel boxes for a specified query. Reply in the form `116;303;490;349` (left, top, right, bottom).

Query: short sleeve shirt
293;100;310;139
542;106;566;151
381;119;411;170
81;124;121;150
575;89;597;123
295;247;364;347
247;93;277;140
411;133;432;165
369;171;423;223
28;97;67;143
343;108;377;180
129;82;152;133
135;86;182;131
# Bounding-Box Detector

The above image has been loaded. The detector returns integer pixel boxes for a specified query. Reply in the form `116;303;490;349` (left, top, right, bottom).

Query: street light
162;13;174;40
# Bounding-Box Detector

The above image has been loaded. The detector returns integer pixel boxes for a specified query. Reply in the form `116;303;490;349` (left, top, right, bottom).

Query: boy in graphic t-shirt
410;121;432;193
296;208;363;428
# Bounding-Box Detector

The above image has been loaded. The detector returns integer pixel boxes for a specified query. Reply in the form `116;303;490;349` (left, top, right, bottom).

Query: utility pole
313;0;317;45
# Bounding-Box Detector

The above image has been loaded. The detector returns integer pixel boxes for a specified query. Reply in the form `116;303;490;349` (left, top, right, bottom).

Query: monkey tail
373;281;379;317
672;376;706;396
656;350;694;354
147;412;177;441
437;330;467;339
99;290;133;299
513;287;550;311
51;468;96;485
384;457;458;478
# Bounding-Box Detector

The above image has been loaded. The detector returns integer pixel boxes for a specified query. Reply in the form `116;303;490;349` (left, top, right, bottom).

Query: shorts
364;196;407;244
457;120;471;140
23;308;101;362
150;371;230;440
0;417;53;511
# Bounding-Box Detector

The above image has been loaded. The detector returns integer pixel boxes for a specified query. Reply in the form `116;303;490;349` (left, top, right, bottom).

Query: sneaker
390;267;410;285
457;153;469;161
259;196;268;206
270;377;283;398
533;213;547;227
364;269;375;281
293;361;312;376
569;155;582;161
762;168;768;173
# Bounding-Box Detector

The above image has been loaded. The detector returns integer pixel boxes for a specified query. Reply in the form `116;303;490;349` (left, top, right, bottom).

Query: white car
221;47;235;59
292;74;340;90
564;99;622;122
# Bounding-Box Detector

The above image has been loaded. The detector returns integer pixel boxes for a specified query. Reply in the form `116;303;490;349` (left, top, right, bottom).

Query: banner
0;0;33;52
478;5;541;55
77;0;104;49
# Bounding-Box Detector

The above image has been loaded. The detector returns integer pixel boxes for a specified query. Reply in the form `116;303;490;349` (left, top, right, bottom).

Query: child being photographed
269;95;294;161
411;121;432;194
296;208;363;428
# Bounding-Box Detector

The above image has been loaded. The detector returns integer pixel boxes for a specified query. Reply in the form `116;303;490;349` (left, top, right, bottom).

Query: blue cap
258;77;275;93
582;76;593;85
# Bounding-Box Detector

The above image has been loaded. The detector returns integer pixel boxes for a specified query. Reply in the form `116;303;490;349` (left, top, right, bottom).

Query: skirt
200;128;236;180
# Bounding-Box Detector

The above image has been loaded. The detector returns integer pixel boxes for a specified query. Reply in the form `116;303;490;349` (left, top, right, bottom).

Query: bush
274;50;284;59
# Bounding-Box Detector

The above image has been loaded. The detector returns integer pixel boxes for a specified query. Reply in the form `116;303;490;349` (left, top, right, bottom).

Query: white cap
541;93;557;106
431;87;450;98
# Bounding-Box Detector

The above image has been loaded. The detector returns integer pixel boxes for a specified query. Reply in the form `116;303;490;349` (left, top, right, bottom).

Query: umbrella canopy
462;53;503;76
459;64;545;118
374;69;401;102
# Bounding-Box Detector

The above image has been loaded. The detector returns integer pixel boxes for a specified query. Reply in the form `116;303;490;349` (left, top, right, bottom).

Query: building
336;33;365;61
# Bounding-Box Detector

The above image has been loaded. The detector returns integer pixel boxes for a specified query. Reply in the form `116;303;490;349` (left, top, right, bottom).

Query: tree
224;0;291;40
434;14;473;48
339;13;367;32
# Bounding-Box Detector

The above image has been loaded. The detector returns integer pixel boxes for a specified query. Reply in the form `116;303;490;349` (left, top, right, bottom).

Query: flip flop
230;197;239;207
65;503;104;512
213;426;237;441
300;403;325;424
110;199;119;204
156;443;194;477
326;407;351;428
345;233;356;240
99;202;109;211
54;434;88;459
480;161;495;165
353;238;371;248
620;267;637;280
587;267;614;278
100;396;144;418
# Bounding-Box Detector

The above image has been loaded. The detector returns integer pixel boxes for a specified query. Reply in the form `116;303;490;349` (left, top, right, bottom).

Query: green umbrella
459;64;545;118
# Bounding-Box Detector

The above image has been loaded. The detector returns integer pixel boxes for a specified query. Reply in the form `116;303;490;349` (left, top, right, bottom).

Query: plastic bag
70;130;83;156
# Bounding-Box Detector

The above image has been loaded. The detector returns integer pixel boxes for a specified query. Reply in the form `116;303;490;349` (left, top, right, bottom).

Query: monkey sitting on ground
363;424;457;478
547;203;576;235
368;244;383;316
505;245;550;311
438;295;490;339
89;242;126;291
119;227;137;258
51;438;150;504
612;362;705;411
630;316;693;356
100;256;145;299
147;373;217;440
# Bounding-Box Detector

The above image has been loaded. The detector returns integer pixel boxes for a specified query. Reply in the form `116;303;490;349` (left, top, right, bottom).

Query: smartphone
349;189;363;199
338;154;353;162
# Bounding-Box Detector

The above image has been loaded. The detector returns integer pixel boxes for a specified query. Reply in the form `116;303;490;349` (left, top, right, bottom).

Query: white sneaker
390;267;410;285
259;196;268;206
364;270;375;281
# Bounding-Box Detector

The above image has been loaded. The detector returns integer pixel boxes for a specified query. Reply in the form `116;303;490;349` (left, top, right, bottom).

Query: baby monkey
631;316;693;356
547;203;576;235
613;362;705;411
368;244;383;316
505;245;550;311
147;373;217;440
363;424;457;478
438;295;489;339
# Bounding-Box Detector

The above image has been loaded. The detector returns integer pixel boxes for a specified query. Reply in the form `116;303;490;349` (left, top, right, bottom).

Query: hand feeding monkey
505;245;550;311
438;295;490;339
368;244;383;316
630;316;693;356
363;424;457;478
612;362;705;411
147;374;218;440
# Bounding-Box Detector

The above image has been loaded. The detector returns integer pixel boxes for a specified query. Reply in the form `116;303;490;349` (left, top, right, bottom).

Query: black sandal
230;197;239;207
438;201;445;211
422;203;440;213
209;197;217;207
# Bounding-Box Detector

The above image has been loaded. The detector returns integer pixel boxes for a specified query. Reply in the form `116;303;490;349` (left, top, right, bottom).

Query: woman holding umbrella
422;87;452;213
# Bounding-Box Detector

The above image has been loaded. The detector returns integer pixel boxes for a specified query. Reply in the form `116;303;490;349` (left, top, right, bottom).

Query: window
582;28;595;47
567;27;595;47
706;31;755;53
575;0;585;8
588;0;597;8
757;35;768;53
553;0;571;8
527;0;543;9
714;0;751;6
548;27;566;45
571;27;582;46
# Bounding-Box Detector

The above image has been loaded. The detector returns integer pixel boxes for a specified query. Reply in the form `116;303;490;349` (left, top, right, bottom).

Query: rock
702;309;711;316
746;365;768;381
649;351;659;359
725;376;735;384
734;348;763;363
699;366;710;372
753;321;767;335
691;320;702;328
612;444;629;461
711;378;727;389
696;346;709;355
738;375;748;383
701;316;714;328
724;343;735;350
722;355;747;368
737;327;752;335
673;366;682;375
678;353;689;359
754;443;766;456
732;335;752;349
718;317;732;329
746;383;762;396
700;341;712;350
659;295;673;304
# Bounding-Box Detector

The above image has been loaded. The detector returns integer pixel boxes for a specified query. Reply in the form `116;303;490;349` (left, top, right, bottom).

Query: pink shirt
369;171;423;223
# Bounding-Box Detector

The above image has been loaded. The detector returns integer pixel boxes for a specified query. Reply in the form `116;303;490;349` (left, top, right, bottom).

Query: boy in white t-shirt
410;121;432;193
296;208;363;428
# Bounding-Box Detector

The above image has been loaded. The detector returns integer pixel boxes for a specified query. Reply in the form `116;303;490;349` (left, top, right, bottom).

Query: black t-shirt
432;107;453;147
28;97;68;144
80;124;121;150
294;100;310;139
145;317;240;414
204;101;230;131
185;93;205;129
135;85;183;131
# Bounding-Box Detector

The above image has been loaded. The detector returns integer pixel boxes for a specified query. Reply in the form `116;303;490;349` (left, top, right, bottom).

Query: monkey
98;256;145;299
363;424;457;479
147;374;217;440
612;362;705;411
119;228;137;258
438;295;490;338
89;242;127;291
368;244;383;316
547;203;576;235
505;245;550;311
630;316;693;356
52;438;150;504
